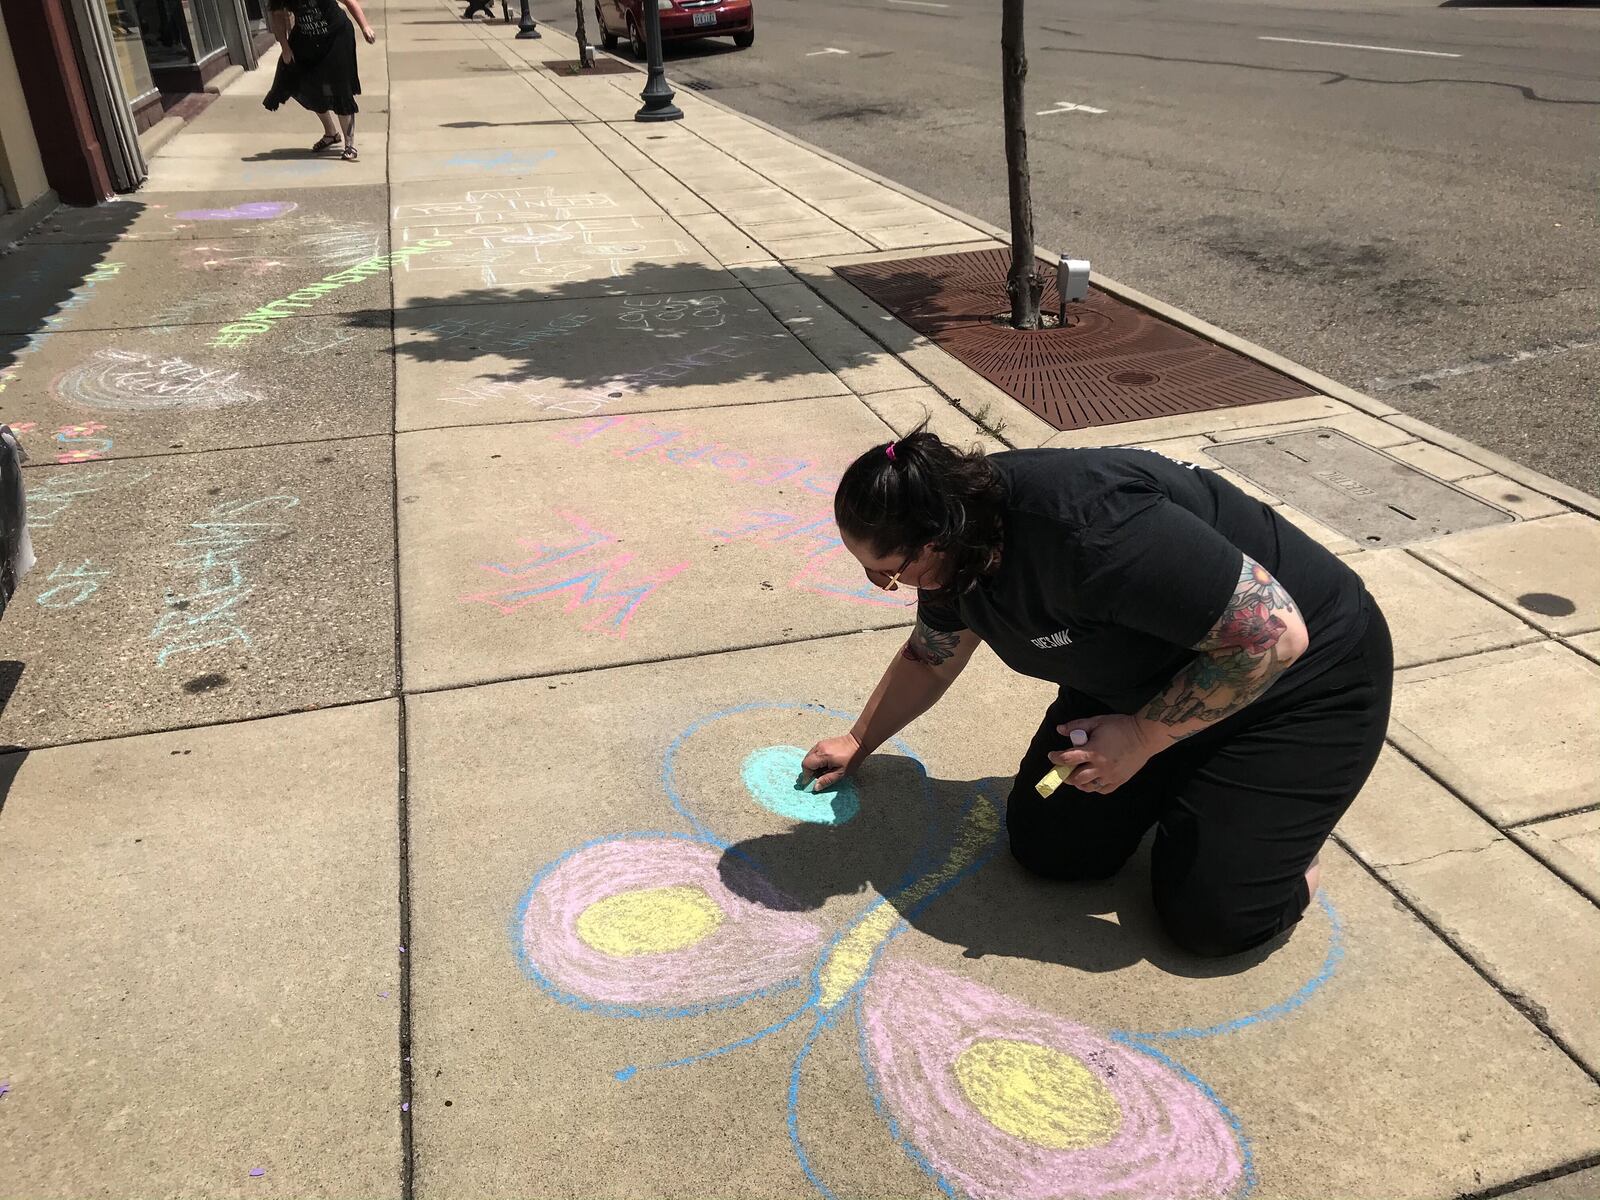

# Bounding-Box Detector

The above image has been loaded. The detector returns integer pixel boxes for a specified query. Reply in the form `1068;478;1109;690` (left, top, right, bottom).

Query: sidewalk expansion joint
19;430;392;471
1455;1152;1600;1200
1507;801;1600;829
1332;832;1600;1090
401;624;917;699
1380;737;1600;916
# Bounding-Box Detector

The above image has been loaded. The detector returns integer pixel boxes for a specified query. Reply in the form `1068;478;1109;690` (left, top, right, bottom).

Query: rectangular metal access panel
1208;429;1515;548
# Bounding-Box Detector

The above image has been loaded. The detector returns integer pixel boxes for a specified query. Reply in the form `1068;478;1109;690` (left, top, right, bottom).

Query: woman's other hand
362;24;377;43
802;734;865;792
1047;714;1164;794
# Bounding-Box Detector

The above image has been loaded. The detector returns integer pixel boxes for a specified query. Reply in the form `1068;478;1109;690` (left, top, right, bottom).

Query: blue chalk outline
1134;891;1346;1042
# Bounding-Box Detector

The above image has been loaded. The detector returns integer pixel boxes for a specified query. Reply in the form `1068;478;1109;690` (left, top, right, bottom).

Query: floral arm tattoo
1141;556;1304;740
901;618;963;667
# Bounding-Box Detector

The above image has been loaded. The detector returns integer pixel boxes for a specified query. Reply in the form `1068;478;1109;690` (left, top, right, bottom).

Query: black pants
1006;597;1393;958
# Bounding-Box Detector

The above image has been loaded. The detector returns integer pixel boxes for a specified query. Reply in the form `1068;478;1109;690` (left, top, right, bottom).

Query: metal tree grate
836;248;1315;432
542;58;638;75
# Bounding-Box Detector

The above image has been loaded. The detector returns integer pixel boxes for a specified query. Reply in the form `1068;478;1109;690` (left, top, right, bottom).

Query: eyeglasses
864;551;917;592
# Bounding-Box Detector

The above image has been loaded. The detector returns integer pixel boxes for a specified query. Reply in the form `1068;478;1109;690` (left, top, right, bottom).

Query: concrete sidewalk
2;3;1598;1197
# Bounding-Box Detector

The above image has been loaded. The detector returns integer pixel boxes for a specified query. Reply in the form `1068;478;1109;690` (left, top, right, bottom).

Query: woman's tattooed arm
901;618;963;667
1139;556;1309;740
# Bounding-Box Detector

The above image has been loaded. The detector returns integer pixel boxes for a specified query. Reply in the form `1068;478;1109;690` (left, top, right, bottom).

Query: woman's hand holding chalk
1035;728;1089;798
802;733;864;792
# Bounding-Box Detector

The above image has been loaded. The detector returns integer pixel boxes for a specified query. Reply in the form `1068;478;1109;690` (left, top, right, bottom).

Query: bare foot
1305;855;1322;897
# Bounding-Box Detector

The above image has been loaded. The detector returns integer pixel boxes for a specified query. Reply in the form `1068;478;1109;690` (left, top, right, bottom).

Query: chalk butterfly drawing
514;702;1345;1200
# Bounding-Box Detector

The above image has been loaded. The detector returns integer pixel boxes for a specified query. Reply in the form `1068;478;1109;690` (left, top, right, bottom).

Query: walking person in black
802;427;1393;959
263;0;376;162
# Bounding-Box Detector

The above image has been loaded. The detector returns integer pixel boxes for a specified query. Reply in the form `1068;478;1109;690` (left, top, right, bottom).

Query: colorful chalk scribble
513;703;1344;1198
462;511;688;637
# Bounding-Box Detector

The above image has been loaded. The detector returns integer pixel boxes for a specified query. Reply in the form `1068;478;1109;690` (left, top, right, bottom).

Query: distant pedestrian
263;0;377;162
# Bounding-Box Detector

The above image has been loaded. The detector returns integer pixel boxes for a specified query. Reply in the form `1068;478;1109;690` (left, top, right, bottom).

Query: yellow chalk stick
1035;767;1064;798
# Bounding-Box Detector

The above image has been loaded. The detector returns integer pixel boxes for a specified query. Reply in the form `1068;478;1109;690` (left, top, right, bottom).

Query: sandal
340;144;359;162
311;133;341;153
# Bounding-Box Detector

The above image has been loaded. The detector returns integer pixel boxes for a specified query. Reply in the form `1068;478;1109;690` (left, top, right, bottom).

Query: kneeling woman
803;429;1392;958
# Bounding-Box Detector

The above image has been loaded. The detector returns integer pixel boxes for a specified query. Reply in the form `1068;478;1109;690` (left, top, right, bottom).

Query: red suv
594;0;755;56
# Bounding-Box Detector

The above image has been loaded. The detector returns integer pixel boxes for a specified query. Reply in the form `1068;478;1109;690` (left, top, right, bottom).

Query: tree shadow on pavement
716;753;1289;982
351;257;944;403
0;200;140;442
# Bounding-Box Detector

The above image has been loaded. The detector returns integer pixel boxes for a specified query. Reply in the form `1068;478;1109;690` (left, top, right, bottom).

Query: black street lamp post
515;0;541;37
634;0;682;122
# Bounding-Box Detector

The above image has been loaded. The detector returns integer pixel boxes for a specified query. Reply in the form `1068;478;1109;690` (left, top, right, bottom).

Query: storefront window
187;0;229;57
102;0;157;103
136;0;226;68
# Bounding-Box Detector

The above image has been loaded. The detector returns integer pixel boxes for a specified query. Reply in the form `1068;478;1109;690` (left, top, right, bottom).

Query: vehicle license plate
692;10;716;25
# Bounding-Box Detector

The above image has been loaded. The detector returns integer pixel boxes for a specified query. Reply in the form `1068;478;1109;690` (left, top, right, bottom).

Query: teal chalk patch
741;746;861;826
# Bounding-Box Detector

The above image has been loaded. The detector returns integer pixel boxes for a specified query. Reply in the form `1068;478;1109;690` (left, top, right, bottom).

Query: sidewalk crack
1379;839;1504;870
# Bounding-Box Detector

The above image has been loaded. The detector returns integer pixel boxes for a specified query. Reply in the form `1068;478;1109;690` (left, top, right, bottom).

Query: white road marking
1037;100;1107;116
1257;36;1461;59
806;47;850;55
1369;335;1600;392
887;0;950;8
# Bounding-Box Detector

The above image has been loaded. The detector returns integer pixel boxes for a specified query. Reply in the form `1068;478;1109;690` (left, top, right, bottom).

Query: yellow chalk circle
955;1038;1122;1150
575;885;725;957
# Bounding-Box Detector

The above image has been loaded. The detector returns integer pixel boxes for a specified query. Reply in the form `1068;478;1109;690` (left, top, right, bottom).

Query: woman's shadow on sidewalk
715;753;1285;981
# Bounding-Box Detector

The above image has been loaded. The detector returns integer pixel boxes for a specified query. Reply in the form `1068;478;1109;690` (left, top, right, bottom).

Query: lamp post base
635;97;684;121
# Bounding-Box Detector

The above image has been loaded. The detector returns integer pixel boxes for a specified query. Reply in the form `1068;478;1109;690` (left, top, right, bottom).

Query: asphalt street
529;0;1598;491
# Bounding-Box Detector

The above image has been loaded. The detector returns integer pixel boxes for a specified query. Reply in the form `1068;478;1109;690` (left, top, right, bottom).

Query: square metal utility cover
1208;429;1515;548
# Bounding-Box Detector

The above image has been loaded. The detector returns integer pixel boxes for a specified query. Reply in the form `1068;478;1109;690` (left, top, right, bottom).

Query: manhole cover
836;248;1313;432
1208;429;1516;547
542;58;637;75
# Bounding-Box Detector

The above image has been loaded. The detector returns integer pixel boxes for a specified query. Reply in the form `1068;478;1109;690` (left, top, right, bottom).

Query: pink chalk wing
520;836;826;1009
860;960;1247;1200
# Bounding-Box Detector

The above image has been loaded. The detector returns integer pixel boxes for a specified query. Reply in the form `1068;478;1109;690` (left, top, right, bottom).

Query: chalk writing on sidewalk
150;494;299;666
417;311;592;355
147;294;227;334
54;349;265;412
295;221;385;268
35;560;113;609
462;512;688;638
543;417;897;608
551;415;842;497
285;327;360;356
53;422;114;463
186;244;291;275
0;262;124;404
172;201;298;221
712;507;908;610
393;184;622;233
441;337;760;416
394;218;689;287
619;294;729;335
24;465;151;529
207;240;453;348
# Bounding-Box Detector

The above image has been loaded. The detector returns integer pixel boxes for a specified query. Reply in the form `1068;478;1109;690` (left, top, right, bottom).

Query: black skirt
264;10;361;116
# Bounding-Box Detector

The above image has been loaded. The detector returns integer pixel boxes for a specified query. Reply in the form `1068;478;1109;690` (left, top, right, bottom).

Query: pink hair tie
885;443;897;461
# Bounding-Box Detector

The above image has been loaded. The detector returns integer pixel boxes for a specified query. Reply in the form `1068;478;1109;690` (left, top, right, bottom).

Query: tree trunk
575;0;594;67
1001;0;1042;330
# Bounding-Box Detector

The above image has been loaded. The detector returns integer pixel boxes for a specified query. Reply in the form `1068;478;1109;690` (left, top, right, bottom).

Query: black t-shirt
917;448;1368;714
